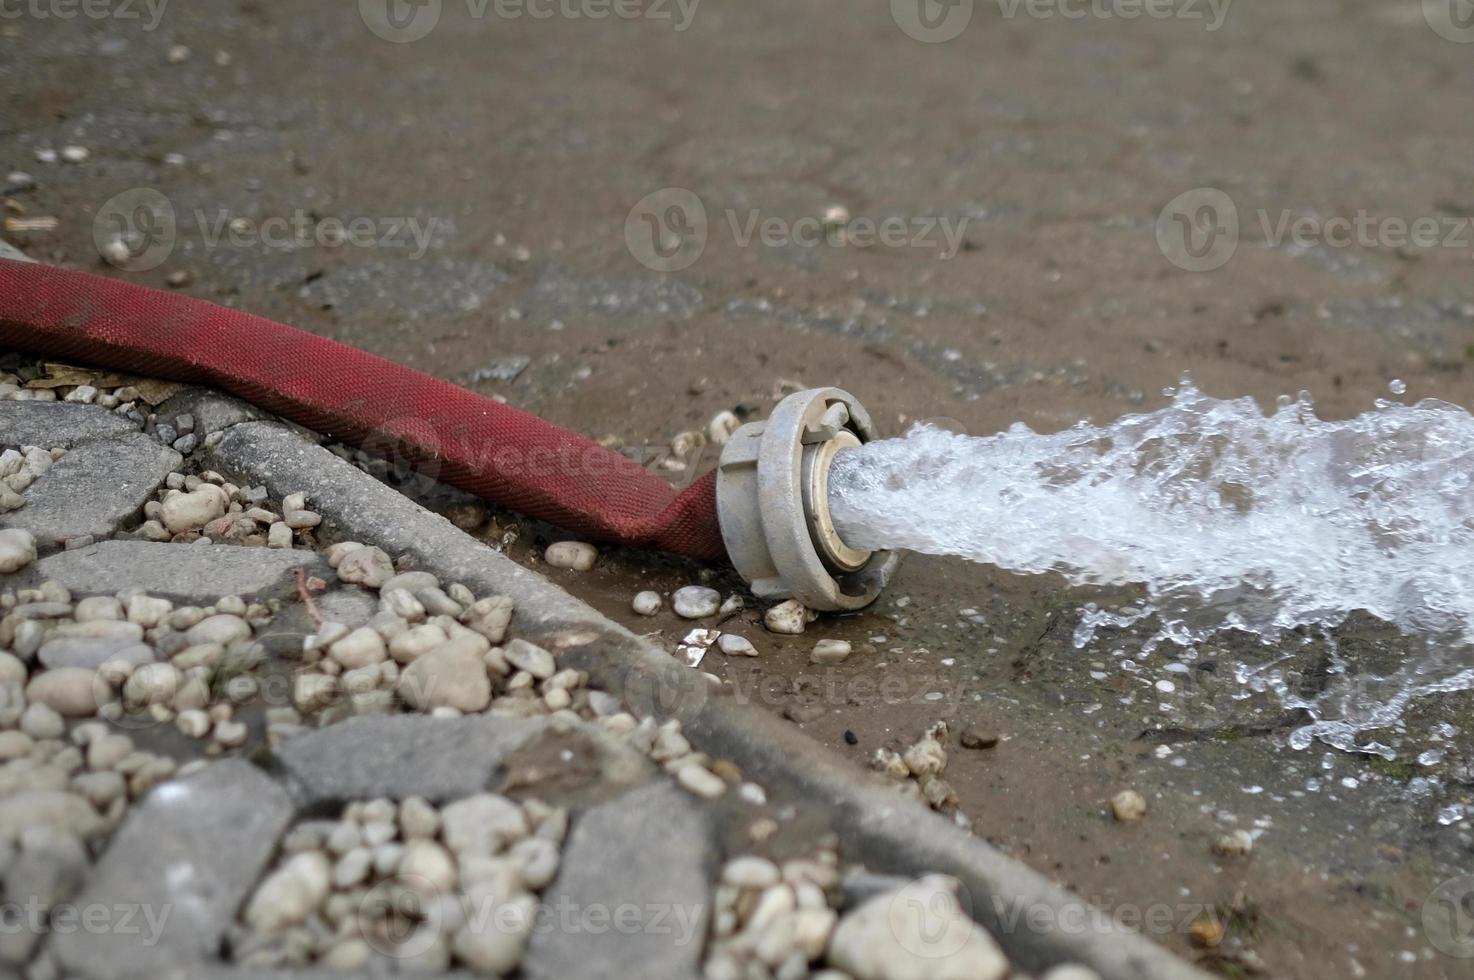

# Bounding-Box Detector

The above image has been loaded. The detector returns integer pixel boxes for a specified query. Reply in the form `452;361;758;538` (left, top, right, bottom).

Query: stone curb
196;407;1212;980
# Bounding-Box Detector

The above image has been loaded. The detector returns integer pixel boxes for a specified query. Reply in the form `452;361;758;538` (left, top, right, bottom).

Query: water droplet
1389;378;1407;395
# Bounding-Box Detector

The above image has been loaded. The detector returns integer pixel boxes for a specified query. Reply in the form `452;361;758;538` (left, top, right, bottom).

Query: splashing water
827;381;1474;751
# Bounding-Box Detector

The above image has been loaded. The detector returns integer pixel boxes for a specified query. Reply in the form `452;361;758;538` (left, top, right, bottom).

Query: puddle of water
828;379;1474;756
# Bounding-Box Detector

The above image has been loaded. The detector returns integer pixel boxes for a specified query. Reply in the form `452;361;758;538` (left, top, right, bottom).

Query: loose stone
19;702;64;740
465;596;514;643
74;597;123;622
244;851;331;934
827;875;1009;980
501;638;555;680
25;669;100;717
283;510;321;530
441;794;527;855
1212;829;1254;857
810;639;852;664
764;599;811;635
389;624;448;664
717;634;758;657
402;839;460;893
509;836;560;888
335;546;395;588
672;586;721;619
329;627;388;670
452;894;535;975
1111;789;1147;822
185;614;251;646
959;727;999;750
632;591;662;616
676;763;726;799
160;486;227;533
545;541;597;571
399;796;440;839
0;529;37;573
399;648;491;713
723;856;781;889
267;522;293;549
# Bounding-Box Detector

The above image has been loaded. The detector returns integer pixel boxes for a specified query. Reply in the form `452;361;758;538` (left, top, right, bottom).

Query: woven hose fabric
0;259;727;561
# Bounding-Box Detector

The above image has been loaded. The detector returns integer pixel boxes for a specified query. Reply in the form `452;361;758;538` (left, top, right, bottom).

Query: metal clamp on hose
716;387;899;611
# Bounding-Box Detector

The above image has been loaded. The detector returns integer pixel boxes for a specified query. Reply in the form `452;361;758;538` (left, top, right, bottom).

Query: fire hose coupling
716;387;900;612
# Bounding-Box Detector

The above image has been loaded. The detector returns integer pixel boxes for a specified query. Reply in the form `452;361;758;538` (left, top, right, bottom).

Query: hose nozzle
716;387;899;611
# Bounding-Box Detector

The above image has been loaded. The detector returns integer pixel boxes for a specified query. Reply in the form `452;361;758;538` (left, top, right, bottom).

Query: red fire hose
0;258;727;561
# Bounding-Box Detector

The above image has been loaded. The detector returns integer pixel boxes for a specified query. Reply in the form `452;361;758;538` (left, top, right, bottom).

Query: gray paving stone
202;422;606;633
274;715;549;806
0;432;180;549
48;760;294;980
522;781;714;980
155;389;270;438
0;401;140;448
29;540;325;602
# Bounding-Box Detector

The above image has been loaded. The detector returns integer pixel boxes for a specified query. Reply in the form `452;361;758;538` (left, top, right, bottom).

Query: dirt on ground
5;1;1474;977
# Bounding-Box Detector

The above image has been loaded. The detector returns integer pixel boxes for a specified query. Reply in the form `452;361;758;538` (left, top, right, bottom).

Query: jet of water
827;380;1474;749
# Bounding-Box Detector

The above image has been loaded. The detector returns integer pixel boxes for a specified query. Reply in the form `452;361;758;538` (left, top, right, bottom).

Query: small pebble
1110;789;1147;822
1212;829;1254;857
722;856;781;888
672;586;721;619
959;726;999;750
545;541;597;571
764;599;811;635
676;764;726;799
0;528;37;573
717;634;758;657
632;591;662;616
809;639;851;664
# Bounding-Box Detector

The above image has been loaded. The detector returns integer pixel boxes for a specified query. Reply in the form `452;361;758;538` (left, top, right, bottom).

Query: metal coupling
715;387;899;611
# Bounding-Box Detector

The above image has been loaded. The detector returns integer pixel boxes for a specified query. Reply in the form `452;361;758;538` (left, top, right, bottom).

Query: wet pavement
6;0;1474;976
